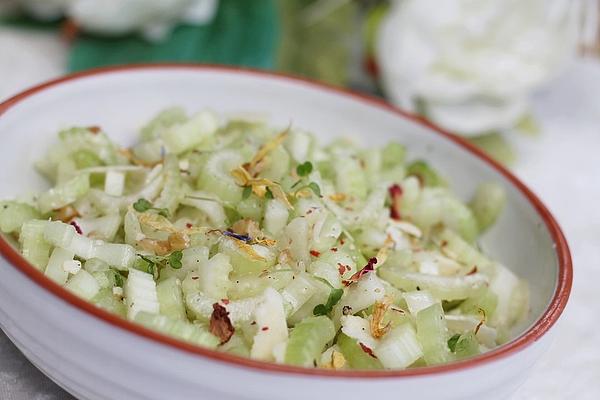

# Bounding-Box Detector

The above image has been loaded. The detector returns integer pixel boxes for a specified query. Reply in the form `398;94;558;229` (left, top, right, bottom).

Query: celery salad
0;107;529;370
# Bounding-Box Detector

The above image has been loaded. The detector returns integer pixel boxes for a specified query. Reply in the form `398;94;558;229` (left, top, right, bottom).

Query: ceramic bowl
0;65;571;400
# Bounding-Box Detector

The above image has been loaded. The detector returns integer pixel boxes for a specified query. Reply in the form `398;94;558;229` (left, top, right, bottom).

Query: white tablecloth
0;27;599;400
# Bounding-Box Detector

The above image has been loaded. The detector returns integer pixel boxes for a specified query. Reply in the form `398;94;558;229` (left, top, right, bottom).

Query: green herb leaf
169;250;183;269
133;198;152;212
296;161;313;177
447;333;461;352
308;182;321;197
113;270;124;287
313;288;344;316
156;208;170;218
242;186;252;200
265;187;274;199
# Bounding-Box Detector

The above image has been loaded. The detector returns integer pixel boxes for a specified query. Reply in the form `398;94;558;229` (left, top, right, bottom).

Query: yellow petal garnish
328;193;347;202
374;234;395;267
370;296;393;339
245;127;289;176
230;166;293;210
138;212;178;234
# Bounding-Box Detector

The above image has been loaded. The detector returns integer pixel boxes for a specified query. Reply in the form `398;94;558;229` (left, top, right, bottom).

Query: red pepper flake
209;303;235;344
191;276;199;280
441;240;448;247
221;298;230;305
261;326;269;331
337;263;347;275
388;184;403;221
310;250;321;257
342;257;378;286
88;126;101;134
186;223;193;229
467;266;478;275
330;247;338;252
359;342;377;359
250;321;257;325
70;221;83;235
340;238;345;245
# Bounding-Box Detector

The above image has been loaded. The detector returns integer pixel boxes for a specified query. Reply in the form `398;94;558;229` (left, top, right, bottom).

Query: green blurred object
68;0;279;72
468;133;516;166
277;0;358;86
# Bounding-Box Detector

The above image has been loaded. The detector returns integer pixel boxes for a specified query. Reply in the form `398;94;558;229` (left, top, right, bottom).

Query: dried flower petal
342;257;378;286
370;296;393;339
210;303;235;344
388;184;403;220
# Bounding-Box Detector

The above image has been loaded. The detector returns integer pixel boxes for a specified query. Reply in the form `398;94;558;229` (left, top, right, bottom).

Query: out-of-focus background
0;1;599;399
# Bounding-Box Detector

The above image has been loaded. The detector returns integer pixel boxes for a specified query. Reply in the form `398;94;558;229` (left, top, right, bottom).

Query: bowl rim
0;63;572;378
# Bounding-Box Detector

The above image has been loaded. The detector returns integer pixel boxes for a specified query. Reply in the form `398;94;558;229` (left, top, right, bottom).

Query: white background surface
0;26;598;400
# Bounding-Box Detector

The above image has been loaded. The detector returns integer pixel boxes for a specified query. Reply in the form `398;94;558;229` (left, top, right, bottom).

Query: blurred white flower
15;0;218;41
376;0;581;135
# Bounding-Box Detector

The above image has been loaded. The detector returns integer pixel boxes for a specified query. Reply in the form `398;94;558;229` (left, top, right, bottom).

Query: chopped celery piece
125;269;159;320
156;277;187;320
285;316;335;367
92;288;127;317
44;247;74;285
469;182;506;232
160;111;218;154
373;324;423;369
65;269;101;300
406;160;444;187
337;333;383;370
37;174;90;213
135;311;219;349
19;220;51;270
416;303;451;365
451;332;480;359
251;288;288;361
0;201;41;233
378;268;488;301
140;107;187;140
382;143;406;168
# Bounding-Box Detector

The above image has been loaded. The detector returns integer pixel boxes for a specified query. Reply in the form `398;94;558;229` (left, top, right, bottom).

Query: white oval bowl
0;65;571;400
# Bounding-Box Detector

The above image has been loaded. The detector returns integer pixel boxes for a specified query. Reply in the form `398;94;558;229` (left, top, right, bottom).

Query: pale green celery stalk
452;332;480;360
160;111;218;155
153;155;184;216
280;273;317;316
373;323;423;369
337;333;383;370
156;277;187;321
92;288;127;318
134;312;219;349
469;182;506;232
378;268;487;301
197;253;232;299
37;174;90;214
0;201;41;233
284;316;335;367
65;270;101;300
382;143;406;169
140;107;187;141
334;157;367;199
432;228;494;275
196;150;244;203
19;220;51;270
260;146;290;182
263;199;289;237
44;247;74;285
416;303;452;365
218;236;275;275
